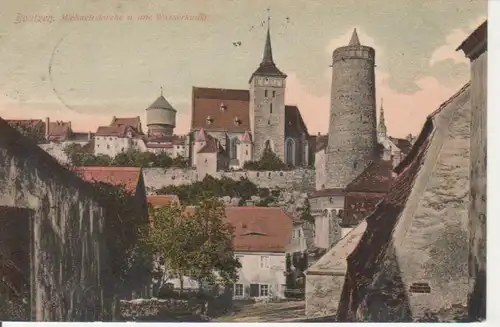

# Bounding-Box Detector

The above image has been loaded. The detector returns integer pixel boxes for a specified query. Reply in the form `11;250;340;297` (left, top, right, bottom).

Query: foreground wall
466;27;487;322
0;122;111;321
143;168;315;191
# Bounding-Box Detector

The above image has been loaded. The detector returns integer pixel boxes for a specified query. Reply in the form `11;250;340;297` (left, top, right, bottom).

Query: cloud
429;15;487;66
284;27;466;138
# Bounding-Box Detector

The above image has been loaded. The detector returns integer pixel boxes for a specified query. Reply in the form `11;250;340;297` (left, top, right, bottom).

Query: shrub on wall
157;175;261;205
63;145;188;169
242;147;291;171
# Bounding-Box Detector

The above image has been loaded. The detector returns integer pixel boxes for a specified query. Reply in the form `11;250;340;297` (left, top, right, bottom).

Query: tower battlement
332;45;375;63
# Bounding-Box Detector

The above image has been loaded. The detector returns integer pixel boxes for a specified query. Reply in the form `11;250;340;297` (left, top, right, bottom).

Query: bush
242;147;291;171
63;145;188;169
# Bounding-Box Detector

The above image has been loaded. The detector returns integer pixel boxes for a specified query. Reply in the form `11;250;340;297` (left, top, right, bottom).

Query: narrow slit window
264;90;268;97
270;103;273;114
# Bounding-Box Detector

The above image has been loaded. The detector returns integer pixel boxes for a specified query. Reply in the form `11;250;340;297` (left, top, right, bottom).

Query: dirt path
214;300;306;322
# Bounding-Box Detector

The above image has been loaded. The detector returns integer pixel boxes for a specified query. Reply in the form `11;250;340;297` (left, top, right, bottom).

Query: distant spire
160;86;163;96
378;98;387;137
349;28;361;46
262;7;274;65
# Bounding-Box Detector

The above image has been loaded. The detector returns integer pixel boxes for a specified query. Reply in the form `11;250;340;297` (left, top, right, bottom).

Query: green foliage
157;175;260;205
242;147;291;171
12;121;45;143
297;198;314;223
63;145;188;168
143;198;241;287
90;182;151;287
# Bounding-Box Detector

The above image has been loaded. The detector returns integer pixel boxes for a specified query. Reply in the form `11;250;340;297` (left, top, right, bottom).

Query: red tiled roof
111;116;141;128
4;119;72;141
95;125;141;138
180;206;295;253
198;136;222;154
74;167;142;194
191;87;250;132
191;87;307;135
225;207;295;253
345;159;394;193
147;195;180;207
47;121;71;141
343;192;386;225
310;188;345;198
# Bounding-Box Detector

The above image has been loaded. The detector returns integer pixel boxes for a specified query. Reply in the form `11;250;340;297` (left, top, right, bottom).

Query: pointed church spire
261;8;274;65
378;98;387;138
349;28;361;46
249;7;286;82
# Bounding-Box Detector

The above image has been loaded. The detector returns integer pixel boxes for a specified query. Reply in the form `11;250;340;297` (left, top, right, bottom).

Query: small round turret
146;88;177;137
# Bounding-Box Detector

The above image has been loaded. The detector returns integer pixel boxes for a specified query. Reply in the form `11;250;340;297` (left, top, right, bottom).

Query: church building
187;19;310;172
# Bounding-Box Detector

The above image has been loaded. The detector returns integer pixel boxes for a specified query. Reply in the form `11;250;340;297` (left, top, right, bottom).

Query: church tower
249;15;287;162
324;29;378;189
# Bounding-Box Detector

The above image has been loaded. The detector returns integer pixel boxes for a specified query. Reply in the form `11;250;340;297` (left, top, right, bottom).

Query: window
230;138;238;160
264;89;268;97
270;103;273;113
260;256;270;269
272;90;276;98
353;161;358;169
234;283;244;297
268;120;270;125
245;150;248;155
259;284;269;297
285;138;295;166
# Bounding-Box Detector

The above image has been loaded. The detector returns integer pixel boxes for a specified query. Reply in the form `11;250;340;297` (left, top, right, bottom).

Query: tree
243;147;289;171
12;122;45;143
143;198;240;293
90;182;152;300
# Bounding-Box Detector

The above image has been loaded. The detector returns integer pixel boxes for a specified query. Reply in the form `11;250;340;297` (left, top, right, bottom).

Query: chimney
87;131;92;141
45;117;50;138
317;132;320;136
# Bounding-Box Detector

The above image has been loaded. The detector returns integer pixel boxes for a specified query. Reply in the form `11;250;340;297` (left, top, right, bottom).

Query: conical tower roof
249;15;287;81
147;89;176;111
348;28;361;46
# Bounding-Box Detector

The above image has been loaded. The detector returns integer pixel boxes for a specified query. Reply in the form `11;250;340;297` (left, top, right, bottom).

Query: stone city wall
142;168;315;192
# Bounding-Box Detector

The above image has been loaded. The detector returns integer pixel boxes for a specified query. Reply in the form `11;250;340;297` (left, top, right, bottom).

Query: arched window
285;138;295;166
230;138;238;160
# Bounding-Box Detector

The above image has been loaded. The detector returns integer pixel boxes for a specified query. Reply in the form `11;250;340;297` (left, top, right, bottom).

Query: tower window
272;90;276;98
265;90;268;97
353;161;358;169
270;103;273;114
268;120;270;125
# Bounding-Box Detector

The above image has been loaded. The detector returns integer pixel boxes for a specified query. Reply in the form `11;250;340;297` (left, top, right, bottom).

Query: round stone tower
146;88;177;137
324;29;378;189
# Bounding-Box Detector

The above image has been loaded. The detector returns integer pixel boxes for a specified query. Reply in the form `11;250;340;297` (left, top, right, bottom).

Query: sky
0;0;487;138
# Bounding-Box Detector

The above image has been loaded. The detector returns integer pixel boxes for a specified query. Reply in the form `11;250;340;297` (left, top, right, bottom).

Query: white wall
315;149;326;190
94;136;132;157
233;252;286;299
